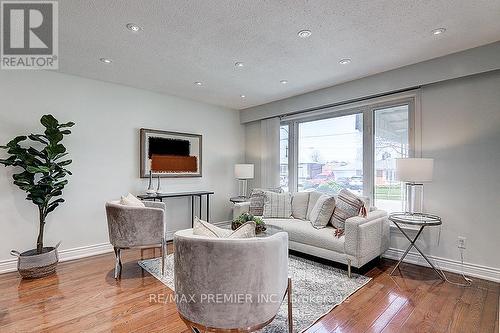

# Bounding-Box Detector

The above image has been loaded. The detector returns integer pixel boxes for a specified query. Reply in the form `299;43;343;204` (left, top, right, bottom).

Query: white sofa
234;191;390;277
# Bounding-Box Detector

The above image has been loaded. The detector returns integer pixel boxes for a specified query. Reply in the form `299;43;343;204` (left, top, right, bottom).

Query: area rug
139;254;370;332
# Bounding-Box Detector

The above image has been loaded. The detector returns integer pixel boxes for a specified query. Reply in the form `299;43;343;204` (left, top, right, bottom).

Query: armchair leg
287;278;293;333
161;237;167;277
114;247;122;279
347;259;352;278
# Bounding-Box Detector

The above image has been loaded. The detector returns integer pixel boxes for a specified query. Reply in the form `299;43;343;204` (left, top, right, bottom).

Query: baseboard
383;247;500;283
0;221;233;275
0;242;114;274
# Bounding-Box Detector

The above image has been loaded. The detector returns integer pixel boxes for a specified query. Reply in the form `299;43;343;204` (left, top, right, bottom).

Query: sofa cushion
291;192;310;220
330;189;367;231
263;191;292;218
306;191;323;219
309;195;336;229
265;218;344;253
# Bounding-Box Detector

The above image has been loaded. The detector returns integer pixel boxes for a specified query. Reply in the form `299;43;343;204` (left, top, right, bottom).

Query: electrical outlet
458;236;466;249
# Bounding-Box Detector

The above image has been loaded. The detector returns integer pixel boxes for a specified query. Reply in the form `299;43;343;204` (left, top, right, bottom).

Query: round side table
389;212;444;279
229;196;249;204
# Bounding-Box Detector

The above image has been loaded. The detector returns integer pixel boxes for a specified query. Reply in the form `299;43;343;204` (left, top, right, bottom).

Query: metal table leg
206;194;210;222
191;196;194;227
390;223;444;279
198;195;202;221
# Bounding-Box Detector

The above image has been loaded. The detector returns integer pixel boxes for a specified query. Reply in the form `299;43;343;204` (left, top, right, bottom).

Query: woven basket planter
11;242;60;279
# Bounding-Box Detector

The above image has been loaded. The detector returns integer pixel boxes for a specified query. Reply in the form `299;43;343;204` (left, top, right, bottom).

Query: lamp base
404;183;424;214
237;179;248;197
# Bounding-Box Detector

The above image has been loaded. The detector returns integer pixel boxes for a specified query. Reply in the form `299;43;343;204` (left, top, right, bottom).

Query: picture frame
140;128;202;178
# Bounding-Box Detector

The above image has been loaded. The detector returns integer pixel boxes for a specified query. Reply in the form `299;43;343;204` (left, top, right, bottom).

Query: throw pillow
306;191;323;220
291;192;310;220
228;221;256;239
248;188;282;216
309;195;336;229
263;191;292;218
193;217;255;238
120;193;145;207
330;189;367;232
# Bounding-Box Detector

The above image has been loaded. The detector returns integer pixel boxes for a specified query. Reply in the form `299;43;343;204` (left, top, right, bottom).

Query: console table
137;191;214;227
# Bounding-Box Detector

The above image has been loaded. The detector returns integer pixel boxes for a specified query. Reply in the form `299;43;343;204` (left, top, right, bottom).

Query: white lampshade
234;164;254;179
396;158;434;182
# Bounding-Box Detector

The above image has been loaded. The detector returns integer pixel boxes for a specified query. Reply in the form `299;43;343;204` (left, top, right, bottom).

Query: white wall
0;71;244;266
392;71;500;272
244;70;500;279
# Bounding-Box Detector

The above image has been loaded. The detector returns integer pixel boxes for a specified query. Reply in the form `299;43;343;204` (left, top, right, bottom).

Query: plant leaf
44;129;63;144
6;136;27;148
57;159;72;166
28;134;49;145
40;114;58;129
59;122;75;128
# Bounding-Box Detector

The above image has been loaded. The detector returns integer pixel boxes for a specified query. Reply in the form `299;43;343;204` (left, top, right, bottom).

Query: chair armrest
233;202;250;219
344;210;389;259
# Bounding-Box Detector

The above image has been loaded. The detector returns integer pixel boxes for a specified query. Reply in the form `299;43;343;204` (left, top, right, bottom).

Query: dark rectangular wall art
140;128;202;178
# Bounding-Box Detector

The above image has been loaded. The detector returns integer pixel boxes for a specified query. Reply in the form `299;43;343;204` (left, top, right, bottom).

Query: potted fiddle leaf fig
0;114;74;279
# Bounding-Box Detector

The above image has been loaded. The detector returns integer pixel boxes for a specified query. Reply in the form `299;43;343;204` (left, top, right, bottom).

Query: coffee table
221;223;283;237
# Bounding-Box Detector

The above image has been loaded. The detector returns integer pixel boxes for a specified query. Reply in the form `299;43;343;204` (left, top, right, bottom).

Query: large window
297;114;363;195
280;96;414;213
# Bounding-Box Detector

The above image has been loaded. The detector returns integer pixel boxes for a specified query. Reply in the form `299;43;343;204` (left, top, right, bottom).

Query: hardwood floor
0;248;498;333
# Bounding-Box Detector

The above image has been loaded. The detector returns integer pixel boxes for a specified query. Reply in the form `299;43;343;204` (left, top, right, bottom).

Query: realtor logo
1;1;58;69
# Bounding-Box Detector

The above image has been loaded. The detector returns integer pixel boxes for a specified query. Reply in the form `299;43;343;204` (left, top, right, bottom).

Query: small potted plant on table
232;212;267;234
0;115;74;279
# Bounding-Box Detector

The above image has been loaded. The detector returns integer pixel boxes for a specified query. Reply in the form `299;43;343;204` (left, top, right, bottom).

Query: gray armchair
105;200;167;279
174;229;292;332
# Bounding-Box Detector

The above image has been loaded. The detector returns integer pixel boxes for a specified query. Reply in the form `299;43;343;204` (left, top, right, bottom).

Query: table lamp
234;164;254;198
396;158;434;214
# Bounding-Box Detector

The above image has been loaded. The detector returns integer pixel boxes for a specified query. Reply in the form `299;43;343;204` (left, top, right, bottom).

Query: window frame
280;90;420;208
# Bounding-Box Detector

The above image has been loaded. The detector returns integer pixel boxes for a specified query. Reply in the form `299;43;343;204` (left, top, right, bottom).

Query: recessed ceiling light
235;62;244;68
431;28;446;35
240;94;246;98
297;30;312;38
339;58;351;65
280;80;288;84
126;23;142;32
99;58;112;64
194;81;203;86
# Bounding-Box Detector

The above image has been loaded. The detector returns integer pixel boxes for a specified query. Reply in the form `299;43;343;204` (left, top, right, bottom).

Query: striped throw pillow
262;191;292;218
330;189;367;232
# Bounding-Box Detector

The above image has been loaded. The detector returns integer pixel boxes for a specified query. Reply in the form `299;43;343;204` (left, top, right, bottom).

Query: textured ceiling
57;0;500;110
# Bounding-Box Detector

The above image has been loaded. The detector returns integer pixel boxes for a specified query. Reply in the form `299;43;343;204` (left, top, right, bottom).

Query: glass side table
389;212;444;279
229;196;249;204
